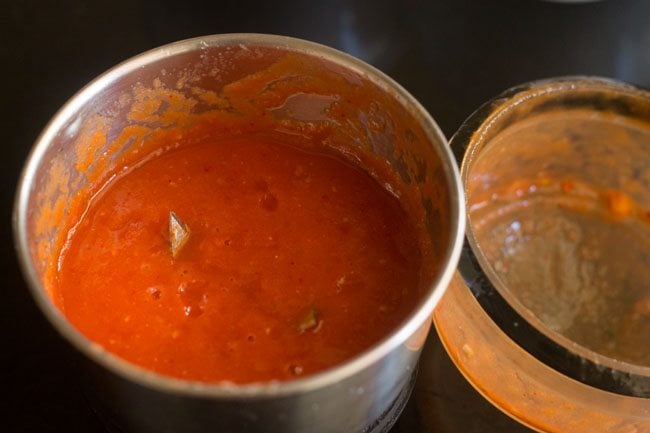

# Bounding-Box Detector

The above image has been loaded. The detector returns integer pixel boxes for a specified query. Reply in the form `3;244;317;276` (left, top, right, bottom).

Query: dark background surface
2;0;649;431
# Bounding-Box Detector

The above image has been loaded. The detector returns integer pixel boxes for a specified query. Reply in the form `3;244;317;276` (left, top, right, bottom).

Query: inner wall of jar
465;84;650;367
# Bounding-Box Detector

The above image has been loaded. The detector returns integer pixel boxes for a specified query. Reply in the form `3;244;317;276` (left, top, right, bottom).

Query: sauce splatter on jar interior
468;109;650;366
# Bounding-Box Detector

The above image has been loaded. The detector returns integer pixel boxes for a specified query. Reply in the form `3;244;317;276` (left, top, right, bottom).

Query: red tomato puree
56;129;423;383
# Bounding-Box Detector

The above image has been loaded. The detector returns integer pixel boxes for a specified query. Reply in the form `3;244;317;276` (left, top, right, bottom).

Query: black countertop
3;1;649;431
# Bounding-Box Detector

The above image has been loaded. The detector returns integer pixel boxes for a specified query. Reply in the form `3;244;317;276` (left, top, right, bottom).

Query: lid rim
451;76;650;398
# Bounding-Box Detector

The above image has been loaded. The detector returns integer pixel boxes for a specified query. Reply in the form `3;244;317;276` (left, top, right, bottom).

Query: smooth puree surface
56;133;423;383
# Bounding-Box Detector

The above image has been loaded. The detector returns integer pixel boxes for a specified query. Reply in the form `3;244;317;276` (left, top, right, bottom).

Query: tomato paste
55;126;423;383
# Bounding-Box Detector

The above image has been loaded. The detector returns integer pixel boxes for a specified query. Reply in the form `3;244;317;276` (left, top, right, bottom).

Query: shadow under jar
435;77;650;433
13;34;464;433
